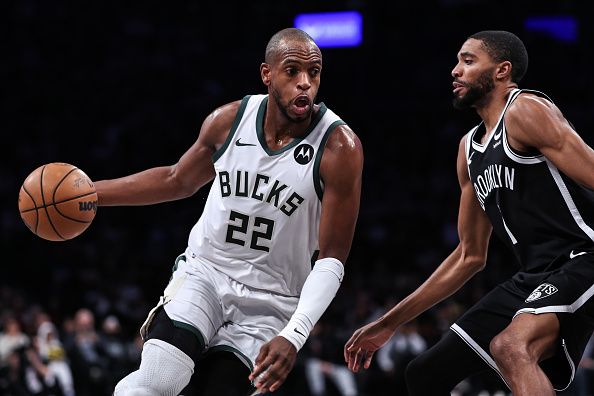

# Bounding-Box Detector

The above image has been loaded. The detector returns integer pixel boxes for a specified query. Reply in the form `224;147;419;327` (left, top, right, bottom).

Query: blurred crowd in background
3;0;594;395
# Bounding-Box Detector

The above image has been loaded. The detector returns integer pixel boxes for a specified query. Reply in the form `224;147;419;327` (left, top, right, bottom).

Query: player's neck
265;125;304;148
476;85;517;132
264;109;314;146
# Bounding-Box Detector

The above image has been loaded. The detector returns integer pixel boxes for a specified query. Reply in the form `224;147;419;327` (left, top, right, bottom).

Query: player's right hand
249;336;297;394
344;318;396;372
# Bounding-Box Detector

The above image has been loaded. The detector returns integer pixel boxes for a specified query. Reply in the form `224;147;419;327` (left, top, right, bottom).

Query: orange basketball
18;162;98;241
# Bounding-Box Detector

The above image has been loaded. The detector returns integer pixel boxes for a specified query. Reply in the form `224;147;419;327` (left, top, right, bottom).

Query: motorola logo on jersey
294;144;315;165
525;283;558;303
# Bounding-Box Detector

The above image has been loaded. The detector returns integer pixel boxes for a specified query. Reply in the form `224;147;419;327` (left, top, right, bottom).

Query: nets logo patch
294;144;314;165
525;283;558;303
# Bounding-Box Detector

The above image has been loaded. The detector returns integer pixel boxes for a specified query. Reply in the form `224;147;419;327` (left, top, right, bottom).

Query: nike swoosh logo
294;328;306;337
235;138;256;147
468;152;475;164
493;131;502;140
570;250;587;259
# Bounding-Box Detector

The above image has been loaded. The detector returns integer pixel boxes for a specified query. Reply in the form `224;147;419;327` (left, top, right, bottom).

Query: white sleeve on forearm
278;257;344;351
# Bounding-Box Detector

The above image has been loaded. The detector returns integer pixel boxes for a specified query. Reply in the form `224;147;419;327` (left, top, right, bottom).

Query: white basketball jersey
188;95;345;296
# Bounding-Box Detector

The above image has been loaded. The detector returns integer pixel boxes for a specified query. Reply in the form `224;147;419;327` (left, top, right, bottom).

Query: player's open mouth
293;96;311;115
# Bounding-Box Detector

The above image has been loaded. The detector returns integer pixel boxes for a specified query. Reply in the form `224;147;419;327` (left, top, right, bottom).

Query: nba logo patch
525;283;558;303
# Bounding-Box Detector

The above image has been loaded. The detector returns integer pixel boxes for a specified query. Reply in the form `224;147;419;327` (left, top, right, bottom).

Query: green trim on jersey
167;253;186;283
172;254;186;272
310;250;320;268
212;95;252;163
313;119;346;201
256;96;328;156
202;344;254;371
171;319;206;351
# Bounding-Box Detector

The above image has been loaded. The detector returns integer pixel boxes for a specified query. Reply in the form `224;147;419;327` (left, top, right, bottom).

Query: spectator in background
0;315;30;396
25;334;67;395
376;321;427;395
0;316;30;368
124;333;143;374
35;321;75;396
98;315;129;391
304;321;358;396
64;308;108;396
0;347;30;396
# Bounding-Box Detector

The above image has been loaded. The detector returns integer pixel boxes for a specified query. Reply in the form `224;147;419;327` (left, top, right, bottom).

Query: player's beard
453;68;496;110
270;85;312;123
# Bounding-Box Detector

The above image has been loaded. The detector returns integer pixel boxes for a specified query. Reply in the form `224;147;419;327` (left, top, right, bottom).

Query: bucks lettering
473;164;515;209
219;170;304;216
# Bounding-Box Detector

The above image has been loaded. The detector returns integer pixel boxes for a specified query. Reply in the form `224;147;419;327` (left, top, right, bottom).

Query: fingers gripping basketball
18;162;98;241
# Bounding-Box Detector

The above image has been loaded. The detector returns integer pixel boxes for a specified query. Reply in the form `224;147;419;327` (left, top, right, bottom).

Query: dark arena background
2;1;593;395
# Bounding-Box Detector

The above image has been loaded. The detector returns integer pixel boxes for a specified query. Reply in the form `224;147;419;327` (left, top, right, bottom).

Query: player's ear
261;63;271;86
495;61;512;81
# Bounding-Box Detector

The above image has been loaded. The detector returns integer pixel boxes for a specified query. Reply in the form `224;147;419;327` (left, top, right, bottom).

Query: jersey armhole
465;130;474;178
313;119;347;201
212;95;252;163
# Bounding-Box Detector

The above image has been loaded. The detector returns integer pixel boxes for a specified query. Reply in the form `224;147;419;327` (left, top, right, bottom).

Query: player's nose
296;72;311;90
451;63;462;78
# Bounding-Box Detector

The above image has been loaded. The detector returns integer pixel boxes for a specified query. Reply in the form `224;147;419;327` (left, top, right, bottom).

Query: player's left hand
344;318;395;372
249;336;297;394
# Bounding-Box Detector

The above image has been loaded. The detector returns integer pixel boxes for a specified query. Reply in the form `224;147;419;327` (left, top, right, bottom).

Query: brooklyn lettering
218;170;304;216
473;164;515;208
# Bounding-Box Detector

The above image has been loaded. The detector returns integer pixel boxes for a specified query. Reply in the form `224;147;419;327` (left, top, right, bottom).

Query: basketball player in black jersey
344;30;594;395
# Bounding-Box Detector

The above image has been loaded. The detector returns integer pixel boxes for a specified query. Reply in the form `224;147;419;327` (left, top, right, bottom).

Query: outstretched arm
95;101;241;206
344;135;492;372
249;124;364;393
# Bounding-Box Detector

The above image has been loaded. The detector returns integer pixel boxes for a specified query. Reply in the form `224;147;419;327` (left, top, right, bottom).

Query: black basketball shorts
451;251;594;391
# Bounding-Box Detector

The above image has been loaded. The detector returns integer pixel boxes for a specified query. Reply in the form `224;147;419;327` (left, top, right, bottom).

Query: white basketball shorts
140;247;299;370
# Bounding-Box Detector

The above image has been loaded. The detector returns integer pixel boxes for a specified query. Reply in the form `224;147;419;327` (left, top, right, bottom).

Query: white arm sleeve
278;257;344;351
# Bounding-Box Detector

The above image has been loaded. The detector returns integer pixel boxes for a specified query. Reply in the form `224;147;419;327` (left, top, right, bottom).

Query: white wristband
278;257;344;351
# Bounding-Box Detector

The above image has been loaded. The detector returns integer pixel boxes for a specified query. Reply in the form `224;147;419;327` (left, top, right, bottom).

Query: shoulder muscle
504;93;569;152
320;124;364;186
198;100;243;149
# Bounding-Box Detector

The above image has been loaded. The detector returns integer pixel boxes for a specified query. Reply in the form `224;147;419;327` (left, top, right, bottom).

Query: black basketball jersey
465;88;594;272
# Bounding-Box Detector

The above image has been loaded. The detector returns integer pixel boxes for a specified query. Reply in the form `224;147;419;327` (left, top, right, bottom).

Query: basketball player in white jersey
95;28;363;395
345;31;594;395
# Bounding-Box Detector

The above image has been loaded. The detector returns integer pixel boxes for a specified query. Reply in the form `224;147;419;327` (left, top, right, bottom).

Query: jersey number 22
225;210;274;252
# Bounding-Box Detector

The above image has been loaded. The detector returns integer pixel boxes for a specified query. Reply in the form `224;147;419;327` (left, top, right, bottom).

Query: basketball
18;162;98;241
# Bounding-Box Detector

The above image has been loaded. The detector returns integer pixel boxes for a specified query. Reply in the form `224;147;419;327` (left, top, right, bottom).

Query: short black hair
265;28;318;64
469;30;529;83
